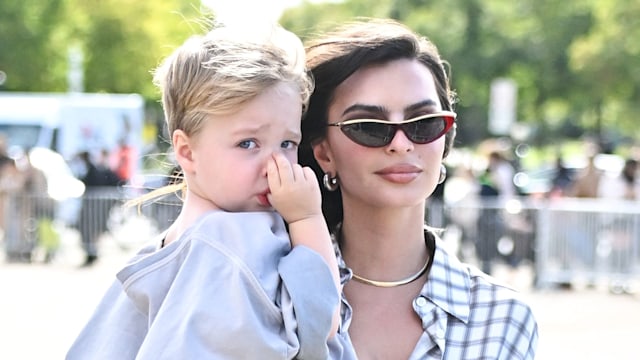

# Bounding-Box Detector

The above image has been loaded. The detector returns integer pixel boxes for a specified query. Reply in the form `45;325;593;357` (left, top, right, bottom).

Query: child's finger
273;153;294;183
267;156;281;188
302;166;319;186
290;163;306;183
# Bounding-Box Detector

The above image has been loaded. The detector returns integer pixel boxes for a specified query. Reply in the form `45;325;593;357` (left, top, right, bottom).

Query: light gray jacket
66;211;343;359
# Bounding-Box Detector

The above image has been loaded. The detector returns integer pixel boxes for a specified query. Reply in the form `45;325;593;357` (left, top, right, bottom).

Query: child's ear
312;140;335;174
173;130;195;174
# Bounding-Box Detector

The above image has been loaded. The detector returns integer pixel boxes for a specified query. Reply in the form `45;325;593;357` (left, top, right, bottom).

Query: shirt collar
420;232;471;324
332;223;472;324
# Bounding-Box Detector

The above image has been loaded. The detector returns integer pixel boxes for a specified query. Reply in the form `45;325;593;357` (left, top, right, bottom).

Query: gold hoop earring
438;164;447;184
323;173;339;191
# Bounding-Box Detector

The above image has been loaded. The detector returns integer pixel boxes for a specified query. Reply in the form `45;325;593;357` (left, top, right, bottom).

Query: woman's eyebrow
404;99;439;113
341;100;439;118
341;103;387;116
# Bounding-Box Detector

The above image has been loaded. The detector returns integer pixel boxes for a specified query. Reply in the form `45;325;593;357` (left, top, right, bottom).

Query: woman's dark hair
299;18;457;230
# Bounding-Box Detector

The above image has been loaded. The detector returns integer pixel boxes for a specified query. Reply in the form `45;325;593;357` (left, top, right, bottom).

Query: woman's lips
375;165;422;184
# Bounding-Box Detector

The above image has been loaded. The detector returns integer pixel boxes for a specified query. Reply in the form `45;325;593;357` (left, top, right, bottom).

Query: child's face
185;82;303;212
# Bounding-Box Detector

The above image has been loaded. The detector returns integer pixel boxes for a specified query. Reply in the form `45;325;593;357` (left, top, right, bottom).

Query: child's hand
266;153;321;224
268;154;341;337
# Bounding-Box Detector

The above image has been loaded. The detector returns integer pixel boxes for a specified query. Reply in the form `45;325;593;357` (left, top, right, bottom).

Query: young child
67;23;341;360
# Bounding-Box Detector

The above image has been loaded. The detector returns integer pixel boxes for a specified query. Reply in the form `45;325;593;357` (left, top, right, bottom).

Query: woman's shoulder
466;265;534;310
430;235;536;323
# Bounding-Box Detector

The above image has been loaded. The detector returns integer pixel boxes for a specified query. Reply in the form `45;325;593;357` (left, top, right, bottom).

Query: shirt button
416;297;427;307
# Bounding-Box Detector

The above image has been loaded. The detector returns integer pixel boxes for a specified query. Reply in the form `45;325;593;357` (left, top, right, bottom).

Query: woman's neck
338;203;429;282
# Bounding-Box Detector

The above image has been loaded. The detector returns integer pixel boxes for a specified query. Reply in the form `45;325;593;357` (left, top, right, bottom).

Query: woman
300;19;538;359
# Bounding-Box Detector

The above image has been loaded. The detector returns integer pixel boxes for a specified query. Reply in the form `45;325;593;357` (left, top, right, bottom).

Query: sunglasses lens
341;122;395;147
337;114;454;147
405;116;449;144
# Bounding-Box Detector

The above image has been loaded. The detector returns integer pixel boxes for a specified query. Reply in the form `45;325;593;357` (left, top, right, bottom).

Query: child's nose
261;150;277;177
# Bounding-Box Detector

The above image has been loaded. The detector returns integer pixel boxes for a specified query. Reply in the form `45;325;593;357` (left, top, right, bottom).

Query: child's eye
281;140;298;150
238;140;257;149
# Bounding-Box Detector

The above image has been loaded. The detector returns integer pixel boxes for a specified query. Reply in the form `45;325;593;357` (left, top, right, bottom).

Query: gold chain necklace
350;257;429;288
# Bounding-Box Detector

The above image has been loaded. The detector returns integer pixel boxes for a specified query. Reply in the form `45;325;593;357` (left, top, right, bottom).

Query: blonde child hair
137;23;313;203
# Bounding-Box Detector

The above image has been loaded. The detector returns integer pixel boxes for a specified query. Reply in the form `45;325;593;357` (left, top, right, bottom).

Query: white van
0;92;144;174
0;92;145;237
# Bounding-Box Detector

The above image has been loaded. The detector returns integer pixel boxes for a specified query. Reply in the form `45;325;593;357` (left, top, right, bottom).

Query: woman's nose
386;128;414;153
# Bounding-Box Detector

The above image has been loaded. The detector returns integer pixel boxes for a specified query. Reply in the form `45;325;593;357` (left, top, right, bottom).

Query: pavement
1;235;639;360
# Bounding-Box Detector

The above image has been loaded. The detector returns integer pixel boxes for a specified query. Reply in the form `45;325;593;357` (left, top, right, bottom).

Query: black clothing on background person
549;157;574;197
477;169;502;275
77;151;121;267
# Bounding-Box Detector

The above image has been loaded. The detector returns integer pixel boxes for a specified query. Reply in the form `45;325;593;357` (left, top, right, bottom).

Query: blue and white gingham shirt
330;228;538;359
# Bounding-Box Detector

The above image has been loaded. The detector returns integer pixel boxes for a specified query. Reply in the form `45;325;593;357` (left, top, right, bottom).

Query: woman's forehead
329;59;442;116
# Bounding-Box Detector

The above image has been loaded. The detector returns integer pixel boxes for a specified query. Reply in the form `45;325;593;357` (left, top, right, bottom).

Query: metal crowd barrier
427;197;640;288
3;187;639;290
1;187;182;263
534;198;640;288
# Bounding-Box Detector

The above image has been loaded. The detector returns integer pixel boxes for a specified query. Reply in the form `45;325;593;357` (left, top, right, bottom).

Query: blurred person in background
0;147;28;261
0;146;55;262
549;155;574;198
20;149;56;262
113;138;134;183
75;150;121;267
597;157;639;294
475;150;516;274
567;153;602;198
598;158;639;200
0;135;13;246
482;151;517;198
564;152;602;288
443;164;481;261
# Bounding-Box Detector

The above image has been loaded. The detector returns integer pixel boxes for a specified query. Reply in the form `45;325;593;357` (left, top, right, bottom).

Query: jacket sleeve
66;279;148;360
279;245;340;360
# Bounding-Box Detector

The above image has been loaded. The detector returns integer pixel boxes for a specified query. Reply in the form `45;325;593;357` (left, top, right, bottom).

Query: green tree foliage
569;0;640;141
0;0;205;98
2;0;637;148
281;0;639;148
74;0;210;97
0;0;66;91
